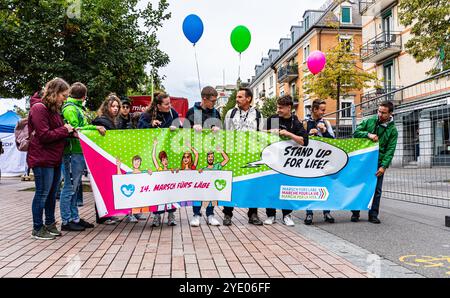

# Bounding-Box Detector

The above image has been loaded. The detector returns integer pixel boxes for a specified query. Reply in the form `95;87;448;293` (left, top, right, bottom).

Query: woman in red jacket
28;78;74;240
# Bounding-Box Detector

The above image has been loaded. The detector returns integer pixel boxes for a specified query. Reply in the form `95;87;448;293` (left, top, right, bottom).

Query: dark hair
380;101;394;113
70;82;87;99
312;99;326;112
239;87;253;100
146;92;170;122
132;155;142;163
159;151;168;161
277;95;294;107
201;86;218;100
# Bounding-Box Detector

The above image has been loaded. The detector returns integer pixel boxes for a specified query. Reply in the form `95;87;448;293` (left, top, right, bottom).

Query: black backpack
230;108;262;131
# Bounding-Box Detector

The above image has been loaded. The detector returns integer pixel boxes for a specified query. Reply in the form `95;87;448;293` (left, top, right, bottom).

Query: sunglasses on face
122;106;130;109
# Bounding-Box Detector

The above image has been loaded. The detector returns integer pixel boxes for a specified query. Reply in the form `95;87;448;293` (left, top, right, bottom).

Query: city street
2;177;448;278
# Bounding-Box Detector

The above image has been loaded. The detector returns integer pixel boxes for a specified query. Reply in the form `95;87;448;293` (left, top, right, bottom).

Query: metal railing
361;86;403;116
278;65;299;83
323;69;450;208
360;32;402;62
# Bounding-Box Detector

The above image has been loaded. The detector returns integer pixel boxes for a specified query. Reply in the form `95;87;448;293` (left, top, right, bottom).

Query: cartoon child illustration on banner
116;156;152;222
200;146;230;208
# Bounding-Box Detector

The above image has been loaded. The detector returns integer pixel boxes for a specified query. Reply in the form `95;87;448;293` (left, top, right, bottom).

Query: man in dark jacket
185;86;222;227
117;97;133;129
351;101;398;224
264;95;309;227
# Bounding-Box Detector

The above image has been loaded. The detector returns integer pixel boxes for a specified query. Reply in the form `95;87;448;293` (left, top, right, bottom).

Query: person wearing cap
117;97;134;129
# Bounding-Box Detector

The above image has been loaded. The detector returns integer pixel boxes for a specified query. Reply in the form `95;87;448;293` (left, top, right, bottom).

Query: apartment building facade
359;0;450;166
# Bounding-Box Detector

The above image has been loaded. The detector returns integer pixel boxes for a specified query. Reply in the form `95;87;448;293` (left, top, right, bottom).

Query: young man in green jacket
59;82;106;231
351;101;398;224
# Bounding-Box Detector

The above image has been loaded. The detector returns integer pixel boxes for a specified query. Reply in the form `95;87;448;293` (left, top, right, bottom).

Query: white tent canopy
0;111;27;177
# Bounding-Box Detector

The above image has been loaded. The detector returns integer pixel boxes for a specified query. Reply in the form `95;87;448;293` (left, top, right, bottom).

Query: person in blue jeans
304;99;336;225
60;83;106;231
28;78;73;240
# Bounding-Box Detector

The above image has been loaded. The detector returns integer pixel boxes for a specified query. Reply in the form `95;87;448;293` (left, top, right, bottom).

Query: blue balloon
182;14;204;45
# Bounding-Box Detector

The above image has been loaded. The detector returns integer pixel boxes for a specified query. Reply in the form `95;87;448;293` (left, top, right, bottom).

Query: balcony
359;0;397;16
361;85;403;116
278;65;299;83
360;32;402;63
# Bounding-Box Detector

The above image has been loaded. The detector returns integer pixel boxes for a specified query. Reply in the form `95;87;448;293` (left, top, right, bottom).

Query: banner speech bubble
247;140;348;178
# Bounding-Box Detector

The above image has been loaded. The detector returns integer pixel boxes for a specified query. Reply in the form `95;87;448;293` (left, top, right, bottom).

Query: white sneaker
207;215;221;226
190;215;201;227
264;216;276;225
282;215;295;226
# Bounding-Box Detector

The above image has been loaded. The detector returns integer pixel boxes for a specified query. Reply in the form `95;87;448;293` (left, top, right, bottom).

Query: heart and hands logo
120;184;136;198
214;179;227;192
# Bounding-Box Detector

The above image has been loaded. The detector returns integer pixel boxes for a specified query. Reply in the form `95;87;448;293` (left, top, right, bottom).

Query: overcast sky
142;0;323;106
1;0;325;114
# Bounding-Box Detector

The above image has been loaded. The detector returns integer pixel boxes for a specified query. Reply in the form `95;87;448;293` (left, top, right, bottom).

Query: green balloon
230;26;251;53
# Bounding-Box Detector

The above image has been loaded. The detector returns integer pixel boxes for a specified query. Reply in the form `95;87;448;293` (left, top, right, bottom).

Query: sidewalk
0;178;370;278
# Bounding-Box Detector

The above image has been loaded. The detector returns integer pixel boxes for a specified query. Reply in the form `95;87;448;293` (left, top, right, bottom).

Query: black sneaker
32;227;56;240
248;214;263;225
351;214;360;222
324;213;335;223
369;216;381;224
304;214;313;225
223;215;232;226
61;222;86;232
78;219;94;229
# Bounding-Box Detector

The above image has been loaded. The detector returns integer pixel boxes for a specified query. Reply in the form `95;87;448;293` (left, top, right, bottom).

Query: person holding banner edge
264;95;309;227
351;101;398;224
303;99;335;225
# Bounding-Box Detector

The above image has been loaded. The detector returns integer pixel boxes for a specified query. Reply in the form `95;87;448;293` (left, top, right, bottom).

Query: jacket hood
30;92;42;107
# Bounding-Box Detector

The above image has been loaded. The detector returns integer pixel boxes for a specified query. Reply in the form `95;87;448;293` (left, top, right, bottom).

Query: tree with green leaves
221;89;237;120
399;0;450;74
0;0;171;110
304;41;379;135
260;97;277;119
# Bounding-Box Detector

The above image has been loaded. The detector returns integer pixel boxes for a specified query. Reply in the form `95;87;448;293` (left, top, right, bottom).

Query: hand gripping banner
79;129;379;218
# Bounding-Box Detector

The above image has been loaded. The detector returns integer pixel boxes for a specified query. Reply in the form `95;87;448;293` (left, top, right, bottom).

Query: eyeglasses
122;106;130;109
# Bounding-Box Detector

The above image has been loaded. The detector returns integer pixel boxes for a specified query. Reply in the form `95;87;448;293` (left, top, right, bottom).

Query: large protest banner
79;129;379;218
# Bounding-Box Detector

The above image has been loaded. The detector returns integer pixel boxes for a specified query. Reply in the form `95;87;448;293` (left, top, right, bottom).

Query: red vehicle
129;96;189;119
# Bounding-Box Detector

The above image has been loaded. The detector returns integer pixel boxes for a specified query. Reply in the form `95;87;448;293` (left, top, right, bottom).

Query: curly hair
42;78;70;113
97;93;122;124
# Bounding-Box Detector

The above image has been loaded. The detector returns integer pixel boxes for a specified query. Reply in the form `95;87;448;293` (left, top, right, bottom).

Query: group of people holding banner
27;77;397;241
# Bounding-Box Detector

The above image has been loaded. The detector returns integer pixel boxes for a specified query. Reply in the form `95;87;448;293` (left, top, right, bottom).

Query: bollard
446;216;450;228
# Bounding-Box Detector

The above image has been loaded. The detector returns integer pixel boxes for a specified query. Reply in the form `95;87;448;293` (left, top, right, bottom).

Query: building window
270;76;274;89
341;96;355;118
341;7;351;24
304;16;310;30
291;31;295;43
339;36;353;52
303;45;310;63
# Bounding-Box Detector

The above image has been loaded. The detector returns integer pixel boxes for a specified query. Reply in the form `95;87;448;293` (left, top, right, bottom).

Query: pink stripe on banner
80;138;131;218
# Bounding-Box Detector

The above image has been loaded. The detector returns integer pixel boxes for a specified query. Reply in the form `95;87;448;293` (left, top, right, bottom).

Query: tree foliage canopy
0;0;171;109
398;0;450;74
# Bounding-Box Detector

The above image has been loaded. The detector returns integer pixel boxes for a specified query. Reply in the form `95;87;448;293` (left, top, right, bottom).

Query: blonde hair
97;93;122;124
42;78;70;113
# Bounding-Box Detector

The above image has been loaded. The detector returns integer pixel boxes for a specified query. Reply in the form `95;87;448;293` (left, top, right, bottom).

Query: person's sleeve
381;128;398;169
224;110;232;130
322;120;335;139
32;106;69;143
137;113;151;129
297;121;309;147
171;109;182;128
353;119;370;139
62;106;81;128
185;109;195;127
264;116;272;131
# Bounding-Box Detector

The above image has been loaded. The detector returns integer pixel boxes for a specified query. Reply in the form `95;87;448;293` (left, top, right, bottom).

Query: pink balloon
307;50;326;75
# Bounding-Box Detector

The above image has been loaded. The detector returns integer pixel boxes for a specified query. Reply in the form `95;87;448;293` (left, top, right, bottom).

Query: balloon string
238;53;241;81
194;45;202;96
